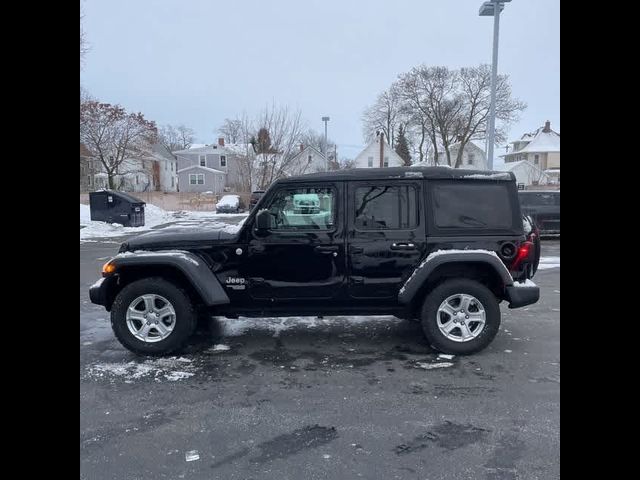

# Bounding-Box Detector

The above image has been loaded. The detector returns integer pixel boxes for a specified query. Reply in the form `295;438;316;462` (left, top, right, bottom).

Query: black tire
110;277;197;356
420;279;501;355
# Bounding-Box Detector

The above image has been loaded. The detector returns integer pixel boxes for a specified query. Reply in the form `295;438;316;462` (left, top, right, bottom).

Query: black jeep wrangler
90;166;540;356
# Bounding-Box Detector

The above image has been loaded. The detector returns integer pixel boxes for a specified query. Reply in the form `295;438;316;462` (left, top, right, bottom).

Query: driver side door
241;182;346;301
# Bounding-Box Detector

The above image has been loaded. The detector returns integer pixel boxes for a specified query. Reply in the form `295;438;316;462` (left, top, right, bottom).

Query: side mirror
255;209;272;234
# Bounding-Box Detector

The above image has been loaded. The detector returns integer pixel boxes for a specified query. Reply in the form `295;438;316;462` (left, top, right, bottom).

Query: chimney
300;143;304;152
543;121;551;133
379;132;385;168
218;137;225;146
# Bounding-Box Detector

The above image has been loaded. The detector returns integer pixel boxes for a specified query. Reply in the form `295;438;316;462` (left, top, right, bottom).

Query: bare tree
218;118;244;144
300;128;334;154
451;65;526;167
394;64;525;167
362;83;402;147
335;158;356;170
397;67;442;165
251;104;306;189
80;7;89;68
158;124;196;152
80;101;157;189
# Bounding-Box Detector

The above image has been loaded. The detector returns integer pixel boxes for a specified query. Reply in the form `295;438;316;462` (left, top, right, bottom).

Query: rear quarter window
431;182;515;230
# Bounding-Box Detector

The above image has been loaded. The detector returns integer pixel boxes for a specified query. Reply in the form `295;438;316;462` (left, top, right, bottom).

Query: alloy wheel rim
436;293;486;342
125;294;176;343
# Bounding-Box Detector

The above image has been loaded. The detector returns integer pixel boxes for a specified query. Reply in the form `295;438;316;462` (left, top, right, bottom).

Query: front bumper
89;277;109;307
504;284;540;309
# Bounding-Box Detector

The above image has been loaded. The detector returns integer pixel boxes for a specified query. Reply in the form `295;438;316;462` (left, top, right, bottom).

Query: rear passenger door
346;180;426;301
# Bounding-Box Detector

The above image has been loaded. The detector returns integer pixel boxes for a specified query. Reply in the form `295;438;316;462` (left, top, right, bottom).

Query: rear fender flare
398;250;513;305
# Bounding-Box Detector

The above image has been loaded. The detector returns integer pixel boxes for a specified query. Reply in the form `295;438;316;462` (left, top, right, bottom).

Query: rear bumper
504;284;540;309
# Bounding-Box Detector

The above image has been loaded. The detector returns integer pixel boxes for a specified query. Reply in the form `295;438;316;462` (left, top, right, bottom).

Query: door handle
349;246;364;254
314;245;339;255
390;243;417;250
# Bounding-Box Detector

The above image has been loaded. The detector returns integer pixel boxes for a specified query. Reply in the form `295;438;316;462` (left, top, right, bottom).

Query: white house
286;145;327;176
354;133;404;168
447;140;487;170
501;121;560;172
90;144;178;193
499;160;550;187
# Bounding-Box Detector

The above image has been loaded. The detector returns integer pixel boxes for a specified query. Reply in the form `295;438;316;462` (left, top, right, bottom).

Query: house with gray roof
173;138;247;193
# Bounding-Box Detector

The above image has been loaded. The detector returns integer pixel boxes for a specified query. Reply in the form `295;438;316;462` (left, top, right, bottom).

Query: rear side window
432;182;513;229
355;185;417;230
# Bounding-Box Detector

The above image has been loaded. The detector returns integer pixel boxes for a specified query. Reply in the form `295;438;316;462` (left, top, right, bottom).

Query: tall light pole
321;116;330;171
479;0;511;170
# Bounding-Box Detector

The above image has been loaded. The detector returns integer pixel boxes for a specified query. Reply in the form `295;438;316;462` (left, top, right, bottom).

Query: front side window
534;154;539;164
264;186;335;230
384;156;389;167
220;155;226;167
199;155;206;167
367;156;373;167
468;153;475;165
355;185;417;230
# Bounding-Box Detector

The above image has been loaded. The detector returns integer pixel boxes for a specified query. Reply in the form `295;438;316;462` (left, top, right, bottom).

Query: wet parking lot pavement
80;230;559;480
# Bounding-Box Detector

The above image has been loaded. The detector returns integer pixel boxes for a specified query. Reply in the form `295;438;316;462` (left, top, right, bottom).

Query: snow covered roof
224;143;254;155
173;142;253;157
176;165;226;175
447;140;486;154
498;160;529;171
290;145;326;162
508;122;560;153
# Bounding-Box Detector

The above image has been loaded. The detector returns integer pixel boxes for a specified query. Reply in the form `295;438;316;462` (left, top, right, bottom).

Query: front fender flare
108;250;229;306
398;250;513;305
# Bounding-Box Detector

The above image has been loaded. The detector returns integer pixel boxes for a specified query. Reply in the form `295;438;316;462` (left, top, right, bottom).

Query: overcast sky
80;0;559;161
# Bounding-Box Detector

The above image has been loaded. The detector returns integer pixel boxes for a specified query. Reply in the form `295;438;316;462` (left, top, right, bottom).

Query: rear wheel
111;277;197;355
420;279;501;355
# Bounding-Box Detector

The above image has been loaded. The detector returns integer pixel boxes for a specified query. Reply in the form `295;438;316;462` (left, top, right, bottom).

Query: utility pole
322;116;330;171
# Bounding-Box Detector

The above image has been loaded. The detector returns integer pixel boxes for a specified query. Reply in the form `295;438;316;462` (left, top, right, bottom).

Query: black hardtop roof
278;166;515;183
90;189;146;204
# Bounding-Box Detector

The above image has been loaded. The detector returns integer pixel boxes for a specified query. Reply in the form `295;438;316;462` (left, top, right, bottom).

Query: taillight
511;241;533;270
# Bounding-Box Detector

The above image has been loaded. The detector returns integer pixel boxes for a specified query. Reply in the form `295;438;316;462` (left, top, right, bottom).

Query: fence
80;191;251;211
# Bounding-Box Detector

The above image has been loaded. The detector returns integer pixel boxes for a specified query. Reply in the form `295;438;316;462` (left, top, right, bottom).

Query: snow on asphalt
538;256;560;270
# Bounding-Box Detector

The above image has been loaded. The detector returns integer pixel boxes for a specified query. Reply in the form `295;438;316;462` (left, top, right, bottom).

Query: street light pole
322;116;330;171
479;0;510;171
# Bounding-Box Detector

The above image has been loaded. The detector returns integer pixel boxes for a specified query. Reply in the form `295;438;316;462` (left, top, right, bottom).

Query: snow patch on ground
416;362;454;370
80;203;247;242
85;356;198;382
538;256;560;270
207;344;231;353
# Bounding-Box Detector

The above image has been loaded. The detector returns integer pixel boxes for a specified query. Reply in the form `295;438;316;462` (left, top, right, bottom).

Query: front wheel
420;279;501;355
110;277;197;355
